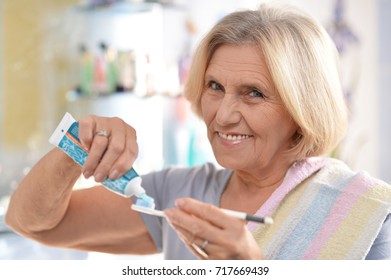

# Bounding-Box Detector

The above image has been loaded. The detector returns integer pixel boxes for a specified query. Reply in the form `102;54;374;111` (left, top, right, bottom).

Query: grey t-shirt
140;163;230;259
139;163;391;260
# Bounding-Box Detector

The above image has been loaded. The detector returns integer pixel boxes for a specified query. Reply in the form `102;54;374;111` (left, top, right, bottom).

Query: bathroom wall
378;0;391;182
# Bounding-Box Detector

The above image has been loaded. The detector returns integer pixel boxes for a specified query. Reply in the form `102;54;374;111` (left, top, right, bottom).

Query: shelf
73;0;183;14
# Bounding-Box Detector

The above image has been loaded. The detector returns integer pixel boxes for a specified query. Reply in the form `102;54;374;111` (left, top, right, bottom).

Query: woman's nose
215;94;241;125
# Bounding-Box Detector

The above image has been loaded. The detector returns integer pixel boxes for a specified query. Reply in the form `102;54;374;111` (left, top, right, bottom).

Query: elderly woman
6;4;391;260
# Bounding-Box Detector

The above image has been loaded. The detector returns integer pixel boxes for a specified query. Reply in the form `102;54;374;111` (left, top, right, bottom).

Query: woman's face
201;44;298;173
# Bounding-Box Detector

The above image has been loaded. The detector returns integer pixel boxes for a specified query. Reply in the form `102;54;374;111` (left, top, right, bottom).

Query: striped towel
248;157;391;259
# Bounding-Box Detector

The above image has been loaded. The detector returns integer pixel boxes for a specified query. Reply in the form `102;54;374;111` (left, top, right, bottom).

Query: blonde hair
184;4;348;159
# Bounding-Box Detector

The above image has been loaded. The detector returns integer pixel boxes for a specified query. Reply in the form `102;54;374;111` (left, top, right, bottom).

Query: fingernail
175;198;184;208
109;170;119;180
83;170;92;179
95;173;105;182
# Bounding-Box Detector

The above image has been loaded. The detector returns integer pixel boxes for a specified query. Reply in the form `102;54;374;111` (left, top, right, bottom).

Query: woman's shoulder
165;162;230;180
323;157;390;186
144;162;228;178
142;163;231;193
309;156;391;202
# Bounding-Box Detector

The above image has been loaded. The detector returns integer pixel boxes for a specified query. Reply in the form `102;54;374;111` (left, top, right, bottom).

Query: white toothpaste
49;112;155;208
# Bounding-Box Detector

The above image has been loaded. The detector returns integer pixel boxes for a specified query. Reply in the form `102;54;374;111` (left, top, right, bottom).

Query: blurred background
0;0;390;259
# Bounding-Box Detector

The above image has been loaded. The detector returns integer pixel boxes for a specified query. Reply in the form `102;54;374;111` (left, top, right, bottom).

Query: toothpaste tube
49;112;155;208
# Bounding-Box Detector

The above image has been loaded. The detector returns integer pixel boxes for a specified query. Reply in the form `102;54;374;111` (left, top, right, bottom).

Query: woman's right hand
78;115;138;182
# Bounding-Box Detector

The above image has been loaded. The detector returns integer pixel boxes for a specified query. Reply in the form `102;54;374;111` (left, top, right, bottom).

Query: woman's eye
249;89;266;98
209;81;222;91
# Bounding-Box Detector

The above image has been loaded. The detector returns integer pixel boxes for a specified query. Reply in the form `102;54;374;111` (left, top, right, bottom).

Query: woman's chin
215;156;248;171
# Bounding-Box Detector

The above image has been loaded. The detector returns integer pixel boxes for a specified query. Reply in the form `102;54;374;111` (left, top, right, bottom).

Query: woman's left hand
164;198;264;260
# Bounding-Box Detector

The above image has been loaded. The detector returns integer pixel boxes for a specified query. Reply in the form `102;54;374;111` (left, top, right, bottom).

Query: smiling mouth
218;132;253;141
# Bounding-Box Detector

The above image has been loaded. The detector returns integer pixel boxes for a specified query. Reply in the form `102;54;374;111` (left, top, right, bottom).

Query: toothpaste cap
124;176;144;197
124;176;155;208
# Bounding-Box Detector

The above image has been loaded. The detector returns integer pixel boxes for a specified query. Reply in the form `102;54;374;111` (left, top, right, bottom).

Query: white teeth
218;132;250;141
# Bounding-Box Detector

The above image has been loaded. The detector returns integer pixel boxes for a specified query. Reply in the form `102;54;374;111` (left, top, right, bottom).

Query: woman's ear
292;128;303;145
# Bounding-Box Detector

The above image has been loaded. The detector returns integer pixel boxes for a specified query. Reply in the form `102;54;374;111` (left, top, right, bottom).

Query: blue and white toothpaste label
57;121;139;195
